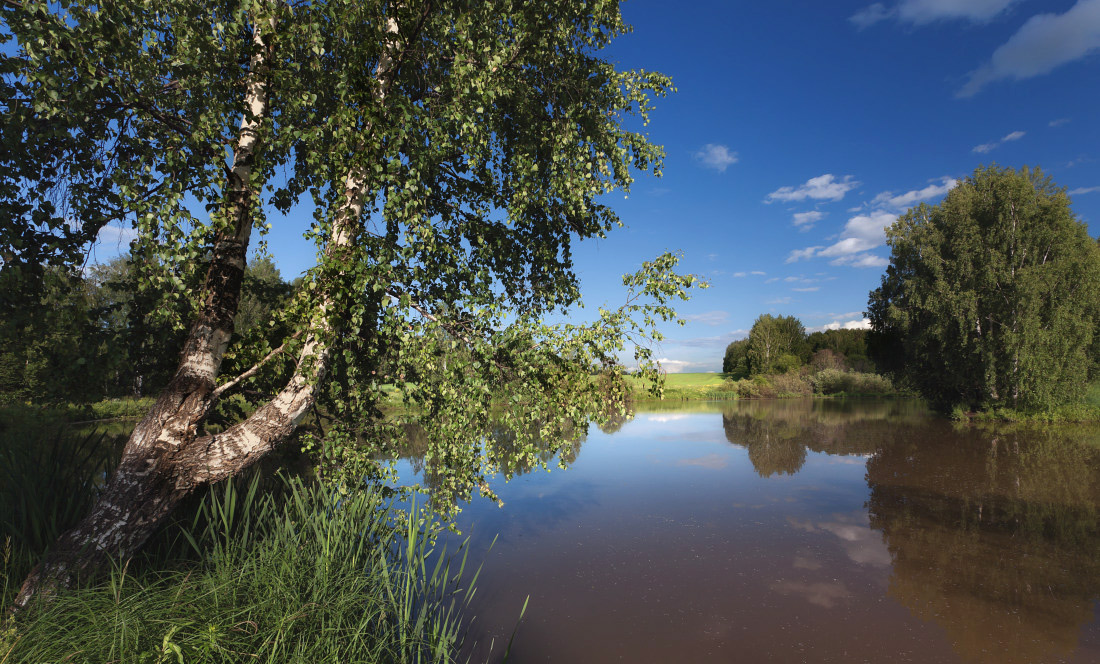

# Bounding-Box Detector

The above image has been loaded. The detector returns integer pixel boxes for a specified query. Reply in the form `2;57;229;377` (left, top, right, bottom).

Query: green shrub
811;369;894;396
769;372;811;397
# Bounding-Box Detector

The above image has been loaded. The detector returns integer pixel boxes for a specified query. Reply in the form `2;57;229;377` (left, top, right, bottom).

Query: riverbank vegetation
1;417;478;662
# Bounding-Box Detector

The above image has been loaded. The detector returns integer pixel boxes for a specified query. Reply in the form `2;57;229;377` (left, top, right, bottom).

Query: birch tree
4;0;699;608
867;166;1100;412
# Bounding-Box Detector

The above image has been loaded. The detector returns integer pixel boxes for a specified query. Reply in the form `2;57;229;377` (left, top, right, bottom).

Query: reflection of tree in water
397;419;587;501
719;399;915;476
866;424;1100;664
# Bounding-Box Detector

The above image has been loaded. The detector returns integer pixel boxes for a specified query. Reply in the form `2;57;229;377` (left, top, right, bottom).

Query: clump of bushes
810;369;894;396
723;368;896;400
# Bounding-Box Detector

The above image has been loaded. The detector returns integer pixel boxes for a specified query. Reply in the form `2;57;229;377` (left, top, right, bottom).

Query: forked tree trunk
13;13;403;611
12;15;276;610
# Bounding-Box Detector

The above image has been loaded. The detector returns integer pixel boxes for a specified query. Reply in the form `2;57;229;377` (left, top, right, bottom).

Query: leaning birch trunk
186;14;404;480
13;15;401;611
12;15;276;609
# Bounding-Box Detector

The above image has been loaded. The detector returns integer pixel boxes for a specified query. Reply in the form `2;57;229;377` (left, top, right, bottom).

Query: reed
3;472;478;663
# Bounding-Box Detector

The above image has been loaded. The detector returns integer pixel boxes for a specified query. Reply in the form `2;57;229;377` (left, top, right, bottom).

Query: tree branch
211;331;301;402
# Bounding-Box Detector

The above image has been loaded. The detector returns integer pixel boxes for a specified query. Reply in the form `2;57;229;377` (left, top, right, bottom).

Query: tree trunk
13;12;403;611
13;13;275;610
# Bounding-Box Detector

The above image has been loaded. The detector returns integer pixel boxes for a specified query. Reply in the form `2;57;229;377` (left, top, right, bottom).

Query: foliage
2;0;701;517
722;338;750;375
805;328;870;370
3;476;480;663
810;369;894;396
868;165;1100;412
746;314;806;375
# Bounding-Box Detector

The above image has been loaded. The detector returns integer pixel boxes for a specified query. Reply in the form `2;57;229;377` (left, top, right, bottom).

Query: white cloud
683;310;729;326
1070;186;1100;195
830;253;890;268
792;211;825;230
850;3;892;28
789;211;898;264
793;287;821;292
694;144;739;172
972;130;1025;153
852;0;1018;28
766;174;860;203
732;271;747;278
1050;117;1071;127
751;270;767;276
959;0;1100;97
871;177;957;209
822;318;872;331
96;223;138;247
766;297;793;305
654;358;715;374
898;0;1019;24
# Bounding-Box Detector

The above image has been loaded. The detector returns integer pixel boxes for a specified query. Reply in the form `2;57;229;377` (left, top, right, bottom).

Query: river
396;399;1100;663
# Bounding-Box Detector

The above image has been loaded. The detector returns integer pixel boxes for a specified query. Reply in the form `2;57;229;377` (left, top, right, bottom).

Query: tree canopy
746;314;806;375
867;165;1100;412
3;0;701;606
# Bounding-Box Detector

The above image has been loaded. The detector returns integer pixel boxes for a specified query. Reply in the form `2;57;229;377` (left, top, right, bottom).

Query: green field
628;372;734;400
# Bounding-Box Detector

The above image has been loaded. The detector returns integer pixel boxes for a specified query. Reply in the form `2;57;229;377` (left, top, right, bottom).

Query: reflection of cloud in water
771;580;851;608
793;554;822;570
462;481;600;544
674;453;729;469
787;512;892;568
642;414;692;423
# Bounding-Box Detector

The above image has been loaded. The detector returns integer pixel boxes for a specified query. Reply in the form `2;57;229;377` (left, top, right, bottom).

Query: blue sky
89;0;1100;373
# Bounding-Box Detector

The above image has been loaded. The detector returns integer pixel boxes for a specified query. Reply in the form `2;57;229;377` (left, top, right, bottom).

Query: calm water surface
398;399;1100;663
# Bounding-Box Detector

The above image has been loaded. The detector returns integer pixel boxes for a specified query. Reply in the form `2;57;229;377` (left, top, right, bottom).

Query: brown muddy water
397;399;1100;663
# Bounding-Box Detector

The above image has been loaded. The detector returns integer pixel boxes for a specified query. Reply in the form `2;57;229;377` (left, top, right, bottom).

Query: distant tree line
723;315;871;377
0;255;292;404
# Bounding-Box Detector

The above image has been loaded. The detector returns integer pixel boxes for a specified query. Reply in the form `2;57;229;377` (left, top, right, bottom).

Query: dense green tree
867;166;1100;412
746;314;806;375
722;338;750;375
5;0;699;606
805;328;869;369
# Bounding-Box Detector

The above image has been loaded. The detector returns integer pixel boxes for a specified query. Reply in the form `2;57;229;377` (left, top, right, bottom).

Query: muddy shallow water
398;399;1100;663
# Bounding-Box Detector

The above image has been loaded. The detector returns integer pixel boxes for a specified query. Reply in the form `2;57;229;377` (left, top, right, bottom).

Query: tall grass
1;406;483;663
3;476;479;663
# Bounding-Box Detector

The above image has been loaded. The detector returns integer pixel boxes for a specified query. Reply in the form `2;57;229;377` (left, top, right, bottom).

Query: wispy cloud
766;175;860;203
972;130;1025;153
792;211;825;230
732;272;747;278
766;296;793;305
851;0;1019;29
662;330;750;350
1069;186;1100;195
1050;117;1071;127
870;177;957;208
959;0;1100;97
788;210;897;265
785;247;822;264
793;287;821;292
830;253;889;268
694;144;739;172
751;270;767;276
683;310;730;326
849;3;892;29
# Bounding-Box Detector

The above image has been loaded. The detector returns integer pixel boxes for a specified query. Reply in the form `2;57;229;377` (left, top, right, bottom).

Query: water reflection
399;400;1100;663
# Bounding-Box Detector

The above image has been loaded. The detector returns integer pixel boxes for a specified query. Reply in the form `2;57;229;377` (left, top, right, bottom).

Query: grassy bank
0;412;482;663
632;370;901;401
